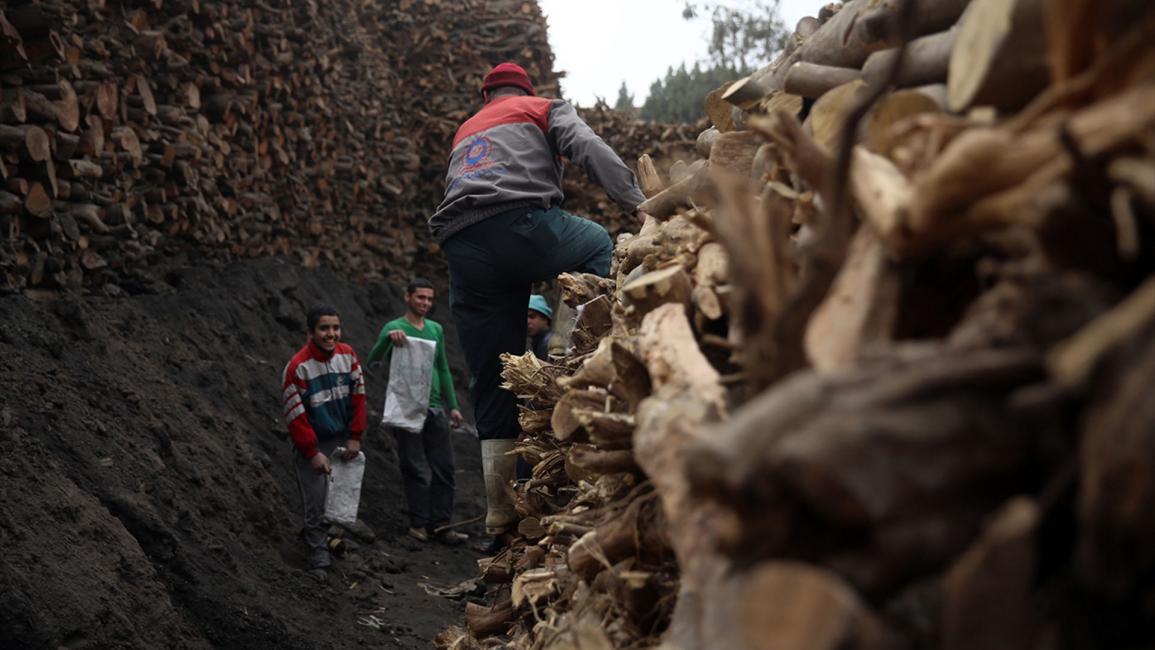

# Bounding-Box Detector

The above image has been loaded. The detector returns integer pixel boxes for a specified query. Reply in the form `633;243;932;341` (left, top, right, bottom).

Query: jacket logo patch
449;135;508;193
464;136;491;166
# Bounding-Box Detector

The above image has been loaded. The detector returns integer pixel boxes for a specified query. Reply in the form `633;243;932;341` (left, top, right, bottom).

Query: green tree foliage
692;0;789;71
639;61;747;123
613;81;635;112
640;1;787;123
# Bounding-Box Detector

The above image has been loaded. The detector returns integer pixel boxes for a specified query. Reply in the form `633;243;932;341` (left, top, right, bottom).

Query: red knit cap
481;62;535;97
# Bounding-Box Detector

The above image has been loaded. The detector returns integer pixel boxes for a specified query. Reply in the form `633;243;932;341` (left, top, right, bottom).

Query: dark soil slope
0;258;485;649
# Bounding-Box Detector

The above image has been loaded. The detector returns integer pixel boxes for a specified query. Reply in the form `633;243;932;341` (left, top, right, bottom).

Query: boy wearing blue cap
527;295;553;361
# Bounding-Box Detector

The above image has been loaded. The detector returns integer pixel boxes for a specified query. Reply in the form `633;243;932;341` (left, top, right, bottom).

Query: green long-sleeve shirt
366;316;459;411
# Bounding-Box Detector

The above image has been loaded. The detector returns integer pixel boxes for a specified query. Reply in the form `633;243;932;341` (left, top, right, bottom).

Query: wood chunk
95;81;118;119
638;160;711;219
705;84;736;132
865;85;947;157
942;497;1040;650
849;146;913;245
862;30;957;90
576;410;636;449
949;0;1049;112
704;562;898;650
707;131;760;177
804;226;899;372
565;445;636;482
695;127;719;158
621;266;693;319
693;242;729;288
806;80;866;155
568;492;667;580
550;388;608;442
558;272;614;307
1048;275;1155;389
854;0;971;47
1071;298;1155;597
784;62;863;100
0;190;20;215
465;598;515;637
721;75;771;107
571;295;614;356
636;153;663;198
0;89;26;123
23;182;51;218
0;124;50;162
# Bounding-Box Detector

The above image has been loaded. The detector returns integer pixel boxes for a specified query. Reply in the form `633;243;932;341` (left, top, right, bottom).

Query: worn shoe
339;519;377;544
407;527;430;542
310;547;332;570
435;530;470;546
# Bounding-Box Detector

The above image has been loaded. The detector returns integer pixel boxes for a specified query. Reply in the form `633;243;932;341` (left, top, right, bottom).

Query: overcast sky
537;0;818;107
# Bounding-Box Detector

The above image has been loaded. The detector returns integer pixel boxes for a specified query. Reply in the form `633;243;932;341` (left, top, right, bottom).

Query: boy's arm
348;351;367;440
366;322;396;366
436;325;460;411
283;362;319;458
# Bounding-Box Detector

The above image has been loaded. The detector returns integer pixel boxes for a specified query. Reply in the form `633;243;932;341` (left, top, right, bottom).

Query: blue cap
528;294;553;320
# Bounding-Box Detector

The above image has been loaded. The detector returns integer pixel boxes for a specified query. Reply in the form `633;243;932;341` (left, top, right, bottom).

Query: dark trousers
293;436;342;568
394;408;455;530
442;205;613;441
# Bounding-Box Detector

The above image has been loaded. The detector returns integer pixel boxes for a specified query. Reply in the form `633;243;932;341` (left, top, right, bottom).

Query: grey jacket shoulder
546;101;645;213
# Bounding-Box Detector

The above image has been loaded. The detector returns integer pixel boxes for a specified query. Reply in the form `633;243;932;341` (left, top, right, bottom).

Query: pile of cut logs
0;0;561;292
439;0;1155;648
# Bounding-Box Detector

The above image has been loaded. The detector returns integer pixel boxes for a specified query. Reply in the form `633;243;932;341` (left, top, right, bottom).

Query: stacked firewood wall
0;0;560;291
440;1;1155;648
0;0;693;293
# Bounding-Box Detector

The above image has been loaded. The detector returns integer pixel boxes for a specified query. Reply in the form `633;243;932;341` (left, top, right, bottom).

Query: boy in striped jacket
281;303;366;571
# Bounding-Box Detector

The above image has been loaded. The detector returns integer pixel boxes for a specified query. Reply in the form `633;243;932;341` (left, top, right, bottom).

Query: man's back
429;95;645;243
430;95;562;243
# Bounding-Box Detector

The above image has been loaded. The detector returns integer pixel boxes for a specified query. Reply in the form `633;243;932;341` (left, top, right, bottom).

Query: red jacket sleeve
349;352;367;440
283;360;319;458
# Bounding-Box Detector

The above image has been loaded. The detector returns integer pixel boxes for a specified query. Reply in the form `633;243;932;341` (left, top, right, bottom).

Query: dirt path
0;258;485;648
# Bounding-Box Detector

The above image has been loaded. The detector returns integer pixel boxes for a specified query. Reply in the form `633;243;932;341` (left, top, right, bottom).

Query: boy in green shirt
367;278;467;544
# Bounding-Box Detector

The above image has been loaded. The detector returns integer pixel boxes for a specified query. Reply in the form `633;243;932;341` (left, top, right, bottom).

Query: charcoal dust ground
0;258;488;649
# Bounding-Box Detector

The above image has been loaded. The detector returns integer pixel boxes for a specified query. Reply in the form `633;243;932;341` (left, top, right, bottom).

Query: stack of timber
0;0;560;292
440;0;1155;648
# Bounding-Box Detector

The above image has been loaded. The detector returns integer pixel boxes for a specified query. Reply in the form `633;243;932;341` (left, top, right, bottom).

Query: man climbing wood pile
429;62;646;545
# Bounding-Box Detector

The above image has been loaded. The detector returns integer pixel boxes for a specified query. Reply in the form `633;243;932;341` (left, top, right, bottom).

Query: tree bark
784;62;863;99
862;29;957;89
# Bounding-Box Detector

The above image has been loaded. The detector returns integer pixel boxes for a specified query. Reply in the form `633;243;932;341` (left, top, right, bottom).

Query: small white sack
381;337;436;433
323;448;365;526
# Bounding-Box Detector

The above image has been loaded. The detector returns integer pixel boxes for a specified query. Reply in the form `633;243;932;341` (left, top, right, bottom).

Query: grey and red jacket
428;95;646;243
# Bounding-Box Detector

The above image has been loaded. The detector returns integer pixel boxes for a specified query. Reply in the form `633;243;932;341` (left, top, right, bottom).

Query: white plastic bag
381;337;436;433
323;448;365;526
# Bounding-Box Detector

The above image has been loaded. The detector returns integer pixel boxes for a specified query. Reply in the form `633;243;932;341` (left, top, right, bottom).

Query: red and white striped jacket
281;340;366;458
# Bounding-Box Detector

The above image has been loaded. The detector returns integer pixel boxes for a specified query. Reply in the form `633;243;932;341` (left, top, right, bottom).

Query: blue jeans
442;205;612;441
